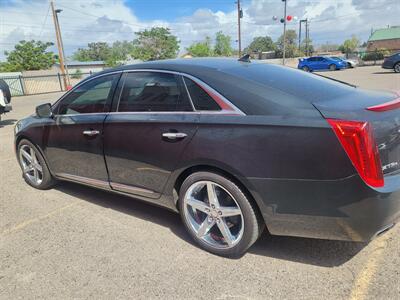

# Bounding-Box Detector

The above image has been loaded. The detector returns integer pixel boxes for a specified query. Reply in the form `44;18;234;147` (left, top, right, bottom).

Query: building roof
55;60;106;67
368;26;400;42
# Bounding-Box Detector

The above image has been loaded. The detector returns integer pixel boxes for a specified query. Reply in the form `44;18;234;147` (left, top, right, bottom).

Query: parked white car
331;56;358;68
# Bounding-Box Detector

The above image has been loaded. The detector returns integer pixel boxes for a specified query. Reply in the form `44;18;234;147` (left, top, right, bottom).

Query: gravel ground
0;66;399;299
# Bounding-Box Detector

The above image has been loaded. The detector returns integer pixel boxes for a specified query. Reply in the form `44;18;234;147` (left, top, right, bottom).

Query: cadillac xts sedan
14;58;400;257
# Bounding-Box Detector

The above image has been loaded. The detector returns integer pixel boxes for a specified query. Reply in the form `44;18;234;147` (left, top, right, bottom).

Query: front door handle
83;130;100;137
162;132;187;140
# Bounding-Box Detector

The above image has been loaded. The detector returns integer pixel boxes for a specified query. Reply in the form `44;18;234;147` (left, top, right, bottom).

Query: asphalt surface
0;66;399;299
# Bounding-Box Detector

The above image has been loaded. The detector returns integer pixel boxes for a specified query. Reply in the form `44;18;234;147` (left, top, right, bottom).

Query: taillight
327;119;384;188
366;97;400;112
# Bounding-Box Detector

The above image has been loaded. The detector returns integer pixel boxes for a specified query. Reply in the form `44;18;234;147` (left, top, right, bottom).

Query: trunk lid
313;88;400;177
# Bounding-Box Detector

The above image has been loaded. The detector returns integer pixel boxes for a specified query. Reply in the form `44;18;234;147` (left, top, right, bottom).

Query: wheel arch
15;134;54;176
172;164;268;229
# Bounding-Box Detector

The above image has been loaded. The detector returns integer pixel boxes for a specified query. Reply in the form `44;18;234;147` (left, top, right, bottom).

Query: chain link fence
0;72;94;97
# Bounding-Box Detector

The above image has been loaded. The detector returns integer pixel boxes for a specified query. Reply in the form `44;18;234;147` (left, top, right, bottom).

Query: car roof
87;58;355;115
101;58;259;75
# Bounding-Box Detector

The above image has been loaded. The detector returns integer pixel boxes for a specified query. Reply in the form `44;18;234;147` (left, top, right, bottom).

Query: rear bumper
4;104;12;112
382;61;394;69
249;174;400;241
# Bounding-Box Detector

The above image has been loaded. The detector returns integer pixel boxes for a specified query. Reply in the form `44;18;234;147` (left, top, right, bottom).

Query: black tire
17;139;56;190
0;79;11;103
302;66;310;72
329;64;337;71
394;62;400;73
179;171;263;258
347;62;353;68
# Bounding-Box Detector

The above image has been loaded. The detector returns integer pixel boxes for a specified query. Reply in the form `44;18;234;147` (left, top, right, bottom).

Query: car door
43;73;121;185
103;71;199;198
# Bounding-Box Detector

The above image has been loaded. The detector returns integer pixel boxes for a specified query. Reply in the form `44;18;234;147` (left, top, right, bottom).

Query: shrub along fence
0;72;93;97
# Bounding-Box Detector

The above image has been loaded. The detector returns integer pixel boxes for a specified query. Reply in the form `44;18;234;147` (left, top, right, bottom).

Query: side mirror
36;103;53;118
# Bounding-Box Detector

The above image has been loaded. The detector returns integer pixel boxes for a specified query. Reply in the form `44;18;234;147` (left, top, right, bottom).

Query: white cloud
0;0;399;61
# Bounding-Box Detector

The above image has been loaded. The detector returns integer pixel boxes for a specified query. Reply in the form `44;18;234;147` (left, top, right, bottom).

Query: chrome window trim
52;68;246;117
121;69;245;116
52;71;124;116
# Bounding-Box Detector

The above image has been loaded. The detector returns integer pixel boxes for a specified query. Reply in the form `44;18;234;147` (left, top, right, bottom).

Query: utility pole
305;19;309;56
282;0;288;65
236;0;242;57
298;20;302;50
51;1;69;90
299;19;308;54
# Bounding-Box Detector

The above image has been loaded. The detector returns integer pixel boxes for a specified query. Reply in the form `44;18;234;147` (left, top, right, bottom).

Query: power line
38;3;51;38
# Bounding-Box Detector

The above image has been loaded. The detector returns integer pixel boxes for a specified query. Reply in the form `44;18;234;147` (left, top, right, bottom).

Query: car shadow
372;71;396;74
0;119;17;128
55;181;366;267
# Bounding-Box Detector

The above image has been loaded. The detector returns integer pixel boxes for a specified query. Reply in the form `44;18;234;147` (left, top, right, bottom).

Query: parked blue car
298;56;347;72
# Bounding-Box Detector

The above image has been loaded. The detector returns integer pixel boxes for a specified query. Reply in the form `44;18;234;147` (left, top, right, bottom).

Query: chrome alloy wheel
19;144;43;185
183;181;244;249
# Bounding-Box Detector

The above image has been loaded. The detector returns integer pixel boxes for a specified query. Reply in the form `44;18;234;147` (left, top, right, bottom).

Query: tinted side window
184;78;221;111
118;72;192;112
58;74;119;115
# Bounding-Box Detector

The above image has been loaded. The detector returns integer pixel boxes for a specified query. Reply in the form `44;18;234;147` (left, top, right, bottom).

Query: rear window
205;63;356;115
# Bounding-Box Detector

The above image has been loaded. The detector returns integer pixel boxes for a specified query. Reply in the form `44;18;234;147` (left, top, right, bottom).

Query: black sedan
14;58;400;257
382;52;400;73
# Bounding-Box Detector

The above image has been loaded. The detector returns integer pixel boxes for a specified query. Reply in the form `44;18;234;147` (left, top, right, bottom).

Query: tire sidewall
394;63;400;73
17;139;54;189
179;171;261;257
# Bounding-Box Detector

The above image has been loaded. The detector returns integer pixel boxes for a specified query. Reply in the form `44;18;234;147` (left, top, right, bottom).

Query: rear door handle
162;132;187;140
83;130;100;137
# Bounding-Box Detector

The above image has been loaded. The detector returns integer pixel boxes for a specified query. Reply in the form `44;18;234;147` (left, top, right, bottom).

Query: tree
73;42;112;61
275;30;299;58
131;27;179;61
244;36;276;54
318;43;339;52
186;37;213;57
339;36;360;57
214;31;233;57
110;40;134;61
0;40;55;72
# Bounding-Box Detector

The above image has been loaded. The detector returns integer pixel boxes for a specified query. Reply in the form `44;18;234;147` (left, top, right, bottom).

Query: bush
71;69;83;79
362;48;391;61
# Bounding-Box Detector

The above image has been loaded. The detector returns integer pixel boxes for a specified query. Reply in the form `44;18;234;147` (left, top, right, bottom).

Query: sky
0;0;399;61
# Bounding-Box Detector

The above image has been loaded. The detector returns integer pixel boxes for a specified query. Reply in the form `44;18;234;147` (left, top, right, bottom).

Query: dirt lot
0;66;399;299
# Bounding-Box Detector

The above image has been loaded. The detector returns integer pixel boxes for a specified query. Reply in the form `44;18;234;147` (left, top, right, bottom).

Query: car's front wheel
179;171;263;257
17;139;56;189
329;64;337;71
394;62;400;73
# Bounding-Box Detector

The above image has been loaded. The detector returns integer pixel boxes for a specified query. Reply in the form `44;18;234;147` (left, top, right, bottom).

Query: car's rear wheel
329;64;337;71
17;139;56;189
302;66;310;72
394;63;400;73
179;171;263;257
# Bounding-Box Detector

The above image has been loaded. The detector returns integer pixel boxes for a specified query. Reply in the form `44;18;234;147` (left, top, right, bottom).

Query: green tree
338;36;360;57
214;31;233;57
186;37;213;57
275;30;299;58
244;36;276;54
110;40;135;61
73;42;112;61
131;27;179;61
0;40;55;71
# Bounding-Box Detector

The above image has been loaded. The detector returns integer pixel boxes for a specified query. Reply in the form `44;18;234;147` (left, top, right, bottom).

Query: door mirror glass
36;103;53;118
